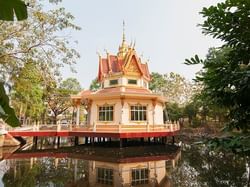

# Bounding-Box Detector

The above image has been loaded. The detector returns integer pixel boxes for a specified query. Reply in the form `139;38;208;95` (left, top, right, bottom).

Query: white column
147;121;149;132
93;122;96;132
170;124;173;132
76;105;80;126
120;98;125;125
152;100;156;128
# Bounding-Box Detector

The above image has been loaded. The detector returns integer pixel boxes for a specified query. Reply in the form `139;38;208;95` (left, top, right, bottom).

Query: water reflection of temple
88;153;180;187
1;146;181;187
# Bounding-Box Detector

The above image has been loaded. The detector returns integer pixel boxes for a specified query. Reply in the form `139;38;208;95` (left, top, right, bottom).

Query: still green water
0;140;249;187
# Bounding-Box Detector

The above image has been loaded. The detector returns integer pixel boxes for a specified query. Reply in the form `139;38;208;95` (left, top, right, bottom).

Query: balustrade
7;122;180;133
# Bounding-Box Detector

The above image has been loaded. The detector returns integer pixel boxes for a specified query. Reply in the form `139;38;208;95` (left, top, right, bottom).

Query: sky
50;0;223;89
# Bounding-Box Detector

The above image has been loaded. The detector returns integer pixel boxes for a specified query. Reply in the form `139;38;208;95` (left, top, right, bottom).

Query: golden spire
118;21;129;58
122;20;126;43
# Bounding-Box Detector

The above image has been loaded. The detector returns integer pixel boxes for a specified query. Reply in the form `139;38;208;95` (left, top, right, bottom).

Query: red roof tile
141;63;150;80
98;53;150;81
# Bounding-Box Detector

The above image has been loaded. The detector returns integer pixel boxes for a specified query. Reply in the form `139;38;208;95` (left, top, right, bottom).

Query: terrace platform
8;123;180;138
6;123;180;147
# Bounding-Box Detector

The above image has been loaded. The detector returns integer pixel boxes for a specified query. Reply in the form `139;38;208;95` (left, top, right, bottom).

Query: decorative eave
106;52;112;74
98;54;103;81
71;88;166;104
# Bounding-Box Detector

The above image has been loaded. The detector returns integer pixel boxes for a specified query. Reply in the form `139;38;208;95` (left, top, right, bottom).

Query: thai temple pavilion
71;25;180;146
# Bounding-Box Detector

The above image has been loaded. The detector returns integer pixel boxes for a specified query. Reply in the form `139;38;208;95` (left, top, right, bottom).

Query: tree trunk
188;116;192;125
19;103;23;121
71;108;75;124
41;110;45;125
53;115;57;125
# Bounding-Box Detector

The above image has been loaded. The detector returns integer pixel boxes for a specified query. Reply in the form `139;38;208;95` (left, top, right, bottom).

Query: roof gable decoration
97;26;151;82
123;53;143;76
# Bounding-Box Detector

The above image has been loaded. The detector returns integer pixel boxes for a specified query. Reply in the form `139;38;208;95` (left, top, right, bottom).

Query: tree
184;102;198;125
186;0;250;131
186;48;249;131
59;78;81;92
192;91;229;126
0;1;80;83
149;72;198;105
165;103;183;123
0;0;28;127
0;0;80;126
89;78;101;91
47;78;81;124
149;72;166;93
185;0;250;152
11;61;45;124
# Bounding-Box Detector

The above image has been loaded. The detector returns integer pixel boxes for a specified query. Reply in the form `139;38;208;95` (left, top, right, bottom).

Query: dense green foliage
0;0;27;126
185;0;250;152
186;0;250;132
149;72;198;105
0;82;20;127
89;78;101;91
11;61;45;123
166;103;183;122
0;0;27;21
59;78;81;92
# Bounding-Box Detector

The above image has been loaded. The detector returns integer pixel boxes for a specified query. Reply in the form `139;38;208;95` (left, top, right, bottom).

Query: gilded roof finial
132;40;136;49
122;20;126;43
118;21;128;58
96;51;101;57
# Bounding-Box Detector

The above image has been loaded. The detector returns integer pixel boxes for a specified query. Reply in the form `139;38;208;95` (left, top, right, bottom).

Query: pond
0;139;249;187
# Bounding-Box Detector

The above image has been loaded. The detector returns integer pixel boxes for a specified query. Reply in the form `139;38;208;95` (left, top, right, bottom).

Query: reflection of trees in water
2;158;88;187
3;145;247;186
170;145;249;187
2;160;41;187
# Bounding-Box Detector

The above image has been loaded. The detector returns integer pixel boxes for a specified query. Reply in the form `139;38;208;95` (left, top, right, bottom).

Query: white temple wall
121;100;154;125
90;99;164;125
154;104;164;125
102;76;149;89
90;99;122;125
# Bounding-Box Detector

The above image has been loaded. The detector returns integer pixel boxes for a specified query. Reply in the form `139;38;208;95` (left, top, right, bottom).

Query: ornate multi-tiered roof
73;24;165;102
98;27;150;82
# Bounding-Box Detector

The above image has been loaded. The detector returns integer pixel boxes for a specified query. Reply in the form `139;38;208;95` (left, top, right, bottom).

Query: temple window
130;105;147;121
98;105;113;121
97;167;113;185
109;79;118;86
128;79;137;85
131;168;149;186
